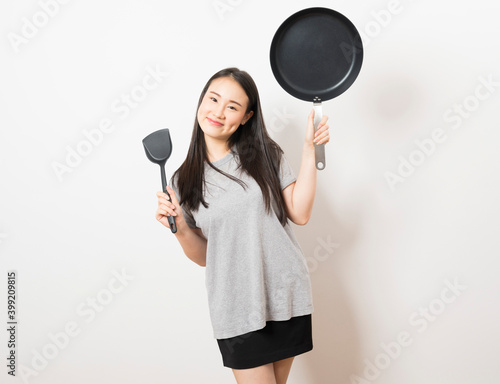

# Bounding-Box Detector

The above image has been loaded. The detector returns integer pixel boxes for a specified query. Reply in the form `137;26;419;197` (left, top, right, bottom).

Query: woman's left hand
305;108;330;147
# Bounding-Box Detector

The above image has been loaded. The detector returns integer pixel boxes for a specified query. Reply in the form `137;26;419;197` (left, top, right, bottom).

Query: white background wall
1;0;499;383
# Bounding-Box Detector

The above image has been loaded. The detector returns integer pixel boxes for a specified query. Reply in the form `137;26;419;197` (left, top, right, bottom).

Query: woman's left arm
282;109;330;225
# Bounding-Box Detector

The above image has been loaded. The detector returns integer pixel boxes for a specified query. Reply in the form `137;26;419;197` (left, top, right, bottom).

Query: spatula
142;128;177;233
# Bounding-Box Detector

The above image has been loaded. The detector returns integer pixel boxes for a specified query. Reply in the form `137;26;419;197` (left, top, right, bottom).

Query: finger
156;188;174;203
304;109;316;143
156;192;175;208
314;125;330;140
307;109;315;130
156;209;167;221
314;124;329;140
319;127;330;139
156;208;170;220
157;204;177;217
157;189;176;202
315;116;329;131
317;137;330;145
314;131;330;145
156;191;170;202
166;185;180;205
309;108;315;122
159;202;177;215
158;196;175;206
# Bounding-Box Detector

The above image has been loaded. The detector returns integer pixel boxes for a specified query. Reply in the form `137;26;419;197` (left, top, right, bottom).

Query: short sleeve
170;175;198;229
279;153;297;190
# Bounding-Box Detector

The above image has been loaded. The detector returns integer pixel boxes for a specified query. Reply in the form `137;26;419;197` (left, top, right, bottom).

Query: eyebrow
209;91;243;107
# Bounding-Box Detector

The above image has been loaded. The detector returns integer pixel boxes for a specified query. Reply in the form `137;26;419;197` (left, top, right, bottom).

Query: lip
207;117;223;127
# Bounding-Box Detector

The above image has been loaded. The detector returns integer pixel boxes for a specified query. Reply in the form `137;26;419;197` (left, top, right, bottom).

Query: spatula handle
160;165;177;234
164;190;178;234
313;102;326;170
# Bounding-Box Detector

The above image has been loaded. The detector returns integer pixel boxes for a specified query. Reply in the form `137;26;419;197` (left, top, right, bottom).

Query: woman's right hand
156;186;185;230
156;186;207;266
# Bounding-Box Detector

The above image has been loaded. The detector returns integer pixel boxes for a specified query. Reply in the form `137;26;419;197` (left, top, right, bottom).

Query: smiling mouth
207;117;223;127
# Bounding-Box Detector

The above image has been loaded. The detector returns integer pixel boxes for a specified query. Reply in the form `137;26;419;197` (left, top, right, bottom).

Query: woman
155;67;329;383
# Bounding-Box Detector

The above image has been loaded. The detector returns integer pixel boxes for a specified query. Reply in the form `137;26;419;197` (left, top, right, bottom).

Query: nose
212;103;225;119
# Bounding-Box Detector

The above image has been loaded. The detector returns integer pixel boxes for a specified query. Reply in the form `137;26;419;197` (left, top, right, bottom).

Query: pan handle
313;101;326;170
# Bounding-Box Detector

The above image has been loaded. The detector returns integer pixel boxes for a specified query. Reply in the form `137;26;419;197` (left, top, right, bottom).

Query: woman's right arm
156;186;207;267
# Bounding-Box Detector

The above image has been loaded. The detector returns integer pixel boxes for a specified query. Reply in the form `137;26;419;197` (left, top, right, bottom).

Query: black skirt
216;314;313;369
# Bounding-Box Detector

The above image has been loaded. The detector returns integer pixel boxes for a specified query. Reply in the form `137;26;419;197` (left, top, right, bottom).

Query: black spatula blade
142;129;177;233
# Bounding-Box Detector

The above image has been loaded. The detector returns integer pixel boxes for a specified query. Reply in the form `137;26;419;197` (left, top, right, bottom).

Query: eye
228;105;237;111
209;97;217;102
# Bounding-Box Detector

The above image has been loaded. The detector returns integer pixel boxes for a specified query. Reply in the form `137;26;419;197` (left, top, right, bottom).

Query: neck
204;135;231;163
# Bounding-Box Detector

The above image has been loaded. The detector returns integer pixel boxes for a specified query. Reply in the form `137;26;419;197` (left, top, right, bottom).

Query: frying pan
270;7;363;170
142;128;177;234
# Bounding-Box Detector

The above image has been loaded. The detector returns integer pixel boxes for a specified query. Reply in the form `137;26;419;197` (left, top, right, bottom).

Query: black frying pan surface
270;7;363;102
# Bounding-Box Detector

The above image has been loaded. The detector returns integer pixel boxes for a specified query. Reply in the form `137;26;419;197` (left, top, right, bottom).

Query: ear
242;110;254;125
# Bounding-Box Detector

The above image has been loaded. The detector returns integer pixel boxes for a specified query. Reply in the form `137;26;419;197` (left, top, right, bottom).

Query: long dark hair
173;67;288;226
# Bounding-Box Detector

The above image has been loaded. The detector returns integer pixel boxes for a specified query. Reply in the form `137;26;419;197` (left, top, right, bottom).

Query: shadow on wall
277;118;363;384
273;71;428;382
296;190;362;384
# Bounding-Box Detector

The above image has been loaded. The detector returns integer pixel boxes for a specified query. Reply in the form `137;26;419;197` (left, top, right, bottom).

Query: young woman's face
197;77;254;143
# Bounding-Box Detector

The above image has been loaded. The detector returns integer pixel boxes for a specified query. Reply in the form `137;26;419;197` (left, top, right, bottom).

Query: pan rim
270;7;363;102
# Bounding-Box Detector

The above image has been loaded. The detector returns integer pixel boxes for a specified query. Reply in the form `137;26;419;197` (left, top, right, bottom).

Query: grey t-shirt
172;149;314;339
